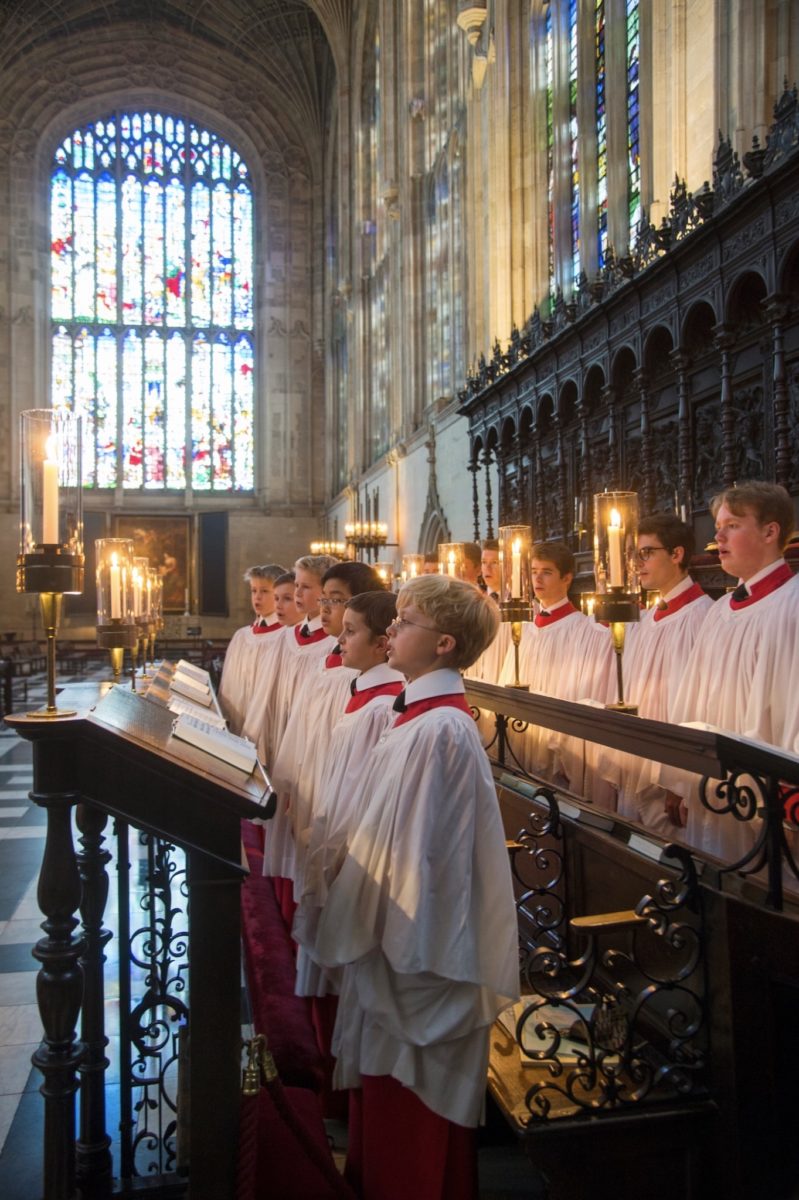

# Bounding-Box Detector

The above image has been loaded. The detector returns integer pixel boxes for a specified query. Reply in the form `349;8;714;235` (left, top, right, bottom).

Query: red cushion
240;860;324;1091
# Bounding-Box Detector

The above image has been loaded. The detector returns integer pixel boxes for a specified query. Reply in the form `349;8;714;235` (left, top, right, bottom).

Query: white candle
109;553;122;620
42;435;59;544
132;570;142;616
511;538;522;597
447;550;456;578
608;508;624;588
409;561;418;578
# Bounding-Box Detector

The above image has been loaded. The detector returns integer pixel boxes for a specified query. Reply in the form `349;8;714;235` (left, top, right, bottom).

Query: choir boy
499;542;612;792
292;589;404;1112
600;513;713;832
241;555;338;767
272;571;301;629
665;481;798;861
218;563;286;733
265;561;384;917
480;538;500;601
315;575;519;1200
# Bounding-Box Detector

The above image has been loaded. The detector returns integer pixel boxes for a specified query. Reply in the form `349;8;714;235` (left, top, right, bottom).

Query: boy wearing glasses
664;482;798;860
218;562;287;734
314;576;519;1200
603;513;712;831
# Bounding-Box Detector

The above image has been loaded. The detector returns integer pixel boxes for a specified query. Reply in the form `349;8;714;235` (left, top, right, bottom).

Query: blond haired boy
315;576;519;1200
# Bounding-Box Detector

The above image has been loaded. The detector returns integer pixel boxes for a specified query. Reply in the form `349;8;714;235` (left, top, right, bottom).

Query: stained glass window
595;0;608;269
626;0;641;243
50;111;255;491
544;2;555;290
569;0;580;284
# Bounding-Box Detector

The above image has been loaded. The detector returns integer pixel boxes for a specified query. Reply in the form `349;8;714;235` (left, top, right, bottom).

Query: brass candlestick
500;599;532;690
16;549;85;719
594;590;639;714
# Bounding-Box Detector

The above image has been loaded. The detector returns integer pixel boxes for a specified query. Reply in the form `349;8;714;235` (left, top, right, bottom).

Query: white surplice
665;563;799;862
314;669;519;1127
218;622;280;734
464;617;510;747
498;603;614;795
599;579;714;833
264;651;356;885
293;661;405;998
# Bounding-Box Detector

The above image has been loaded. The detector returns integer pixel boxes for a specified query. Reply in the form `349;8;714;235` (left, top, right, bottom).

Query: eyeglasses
388;616;443;634
635;546;668;562
318;597;349;608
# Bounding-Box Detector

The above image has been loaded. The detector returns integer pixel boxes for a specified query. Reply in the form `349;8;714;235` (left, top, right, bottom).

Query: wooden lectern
9;682;274;1200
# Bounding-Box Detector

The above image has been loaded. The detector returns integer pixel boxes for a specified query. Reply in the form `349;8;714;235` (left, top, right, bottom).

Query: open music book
167;694;227;730
170;669;213;707
172;712;259;776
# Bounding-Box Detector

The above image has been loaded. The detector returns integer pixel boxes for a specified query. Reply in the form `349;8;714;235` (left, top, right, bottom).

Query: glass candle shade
151;572;164;628
401;553;425;581
498;525;533;604
437;543;465;579
374;561;395;589
310;540;347;556
19;409;83;555
593;492;640;594
95;539;135;625
132;557;151;619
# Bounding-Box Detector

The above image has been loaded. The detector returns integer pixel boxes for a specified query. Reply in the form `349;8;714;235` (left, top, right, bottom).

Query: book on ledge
168;695;227;729
170;672;213;707
176;658;211;684
172;712;259;777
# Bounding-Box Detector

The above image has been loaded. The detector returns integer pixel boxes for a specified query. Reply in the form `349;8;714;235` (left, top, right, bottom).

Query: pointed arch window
50;111;255;492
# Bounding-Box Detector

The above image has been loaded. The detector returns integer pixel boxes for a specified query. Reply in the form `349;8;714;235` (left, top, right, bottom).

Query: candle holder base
594;591;641;624
604;701;639;715
500;599;533;623
26;705;78;720
17;548;84;595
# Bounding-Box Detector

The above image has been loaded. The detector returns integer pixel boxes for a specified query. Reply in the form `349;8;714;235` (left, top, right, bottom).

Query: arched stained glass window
50;111;255;492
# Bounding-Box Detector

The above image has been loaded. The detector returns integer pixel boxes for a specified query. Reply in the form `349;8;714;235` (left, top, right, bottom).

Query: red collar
729;562;793;610
294;624;329;646
393;693;473;728
325;649;343;669
534;601;577;628
345;679;404;714
252;619;281;634
653;581;706;622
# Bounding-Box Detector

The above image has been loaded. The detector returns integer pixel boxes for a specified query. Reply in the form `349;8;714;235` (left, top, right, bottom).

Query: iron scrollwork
516;845;707;1122
508;786;567;966
699;768;799;909
120;829;189;1179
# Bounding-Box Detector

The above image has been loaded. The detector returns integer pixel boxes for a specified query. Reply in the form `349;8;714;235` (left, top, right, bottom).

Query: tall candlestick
133;568;142;617
109;553;122;619
608;508;624;588
511;538;522;597
42;436;59;545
